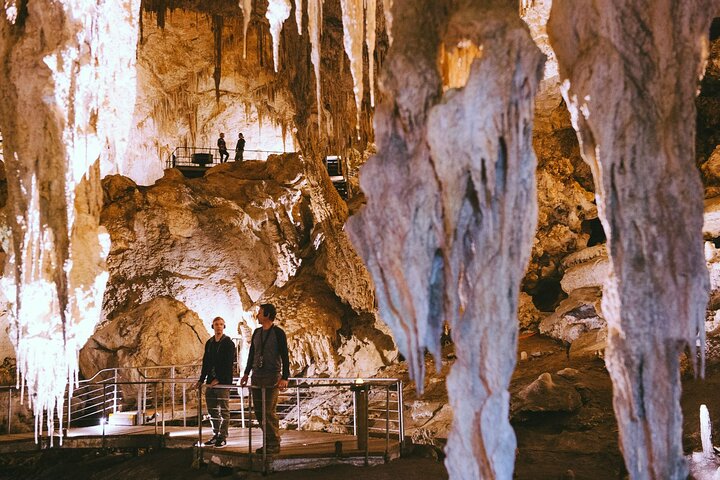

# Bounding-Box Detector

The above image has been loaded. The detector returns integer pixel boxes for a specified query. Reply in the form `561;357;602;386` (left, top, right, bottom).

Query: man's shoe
203;434;218;446
214;437;227;448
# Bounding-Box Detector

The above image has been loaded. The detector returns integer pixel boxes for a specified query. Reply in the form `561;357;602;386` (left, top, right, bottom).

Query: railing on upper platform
166;146;290;169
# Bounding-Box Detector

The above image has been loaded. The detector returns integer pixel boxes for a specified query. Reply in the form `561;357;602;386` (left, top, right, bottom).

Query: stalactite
0;0;139;444
212;14;223;103
548;2;712;478
381;0;392;45
157;0;166;29
266;0;291;73
295;0;303;35
308;0;323;132
340;0;364;134
241;0;252;59
364;0;376;107
347;1;543;478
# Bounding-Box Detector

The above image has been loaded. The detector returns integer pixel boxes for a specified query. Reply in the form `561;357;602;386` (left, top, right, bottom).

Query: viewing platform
0;367;405;475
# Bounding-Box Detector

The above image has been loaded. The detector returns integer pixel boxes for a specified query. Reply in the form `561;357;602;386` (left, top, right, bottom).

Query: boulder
539;287;605;344
518;292;543;330
560;244;610;293
513;372;582;414
79;297;208;380
703;196;720;238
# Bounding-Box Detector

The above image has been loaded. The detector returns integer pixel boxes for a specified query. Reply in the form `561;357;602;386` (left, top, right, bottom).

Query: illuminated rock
79;296;207;382
0;0;139;442
97;153;388;379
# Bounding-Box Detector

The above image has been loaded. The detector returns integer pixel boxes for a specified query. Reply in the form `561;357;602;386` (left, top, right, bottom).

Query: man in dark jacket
197;316;235;447
235;133;245;162
240;303;290;454
217;133;229;163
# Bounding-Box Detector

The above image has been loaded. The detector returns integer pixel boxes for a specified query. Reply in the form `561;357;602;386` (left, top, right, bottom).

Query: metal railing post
154;382;158;435
296;384;301;430
7;389;12;434
352;387;357;436
398;380;404;446
102;384;108;449
262;387;267;474
198;383;203;465
142;368;148;418
182;384;187;428
162;381;166;435
171;367;176;420
66;387;71;432
240;386;246;429
385;385;390;457
248;386;253;472
113;368;118;413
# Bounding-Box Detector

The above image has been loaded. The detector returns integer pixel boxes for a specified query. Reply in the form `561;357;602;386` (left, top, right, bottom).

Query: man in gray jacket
240;303;290;454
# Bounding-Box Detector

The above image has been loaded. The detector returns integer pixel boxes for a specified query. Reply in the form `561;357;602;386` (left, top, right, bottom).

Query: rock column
548;2;712;478
348;1;543;478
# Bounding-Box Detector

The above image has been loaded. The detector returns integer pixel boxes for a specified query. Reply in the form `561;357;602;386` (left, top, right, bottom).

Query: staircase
324;155;348;199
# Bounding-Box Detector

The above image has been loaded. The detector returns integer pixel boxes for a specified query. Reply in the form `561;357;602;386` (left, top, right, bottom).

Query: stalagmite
701;405;713;459
308;0;323;131
295;0;303;35
266;0;292;73
347;1;543;478
340;0;364;132
365;0;376;107
240;0;252;59
548;2;712;478
0;0;139;443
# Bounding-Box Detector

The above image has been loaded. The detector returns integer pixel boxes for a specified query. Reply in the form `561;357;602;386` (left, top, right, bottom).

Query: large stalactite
347;1;543;478
0;0;139;441
548;2;713;478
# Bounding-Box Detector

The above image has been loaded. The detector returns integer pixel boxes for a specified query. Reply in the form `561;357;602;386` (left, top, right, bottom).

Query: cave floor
2;334;720;479
380;333;720;480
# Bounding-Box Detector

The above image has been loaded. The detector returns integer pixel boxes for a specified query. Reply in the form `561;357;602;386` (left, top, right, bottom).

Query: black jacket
199;335;235;385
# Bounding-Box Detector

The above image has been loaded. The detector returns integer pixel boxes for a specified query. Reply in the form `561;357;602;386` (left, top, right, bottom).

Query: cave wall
92;155;393;379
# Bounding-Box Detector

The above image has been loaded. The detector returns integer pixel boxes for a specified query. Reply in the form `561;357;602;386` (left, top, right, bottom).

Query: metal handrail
166;146;291;168
1;369;405;456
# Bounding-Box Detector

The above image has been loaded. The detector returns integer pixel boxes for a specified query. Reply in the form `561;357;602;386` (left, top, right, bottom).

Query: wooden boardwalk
0;426;401;472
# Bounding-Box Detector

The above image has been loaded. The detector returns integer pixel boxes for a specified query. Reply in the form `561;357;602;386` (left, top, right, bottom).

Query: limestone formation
348;2;544;477
549;3;713;477
0;0;139;440
128;8;297;185
95;155;390;380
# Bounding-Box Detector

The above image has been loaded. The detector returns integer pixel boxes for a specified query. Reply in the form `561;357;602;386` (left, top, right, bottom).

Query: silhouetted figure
217;133;229;163
235;133;246;162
